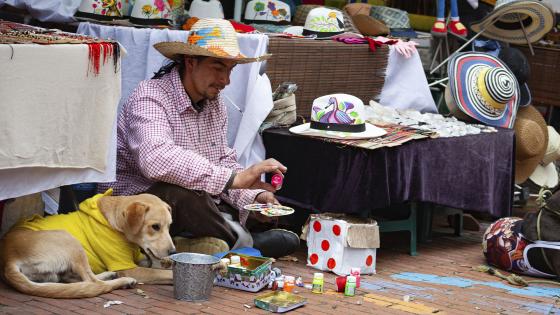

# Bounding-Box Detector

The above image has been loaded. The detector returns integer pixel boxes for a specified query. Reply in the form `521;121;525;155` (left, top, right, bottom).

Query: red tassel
87;42;117;76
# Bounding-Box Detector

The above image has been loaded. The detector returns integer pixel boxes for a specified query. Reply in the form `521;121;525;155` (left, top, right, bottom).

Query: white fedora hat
289;93;386;140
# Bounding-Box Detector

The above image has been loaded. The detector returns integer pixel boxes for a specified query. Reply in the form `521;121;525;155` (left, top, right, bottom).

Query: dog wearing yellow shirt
0;189;176;298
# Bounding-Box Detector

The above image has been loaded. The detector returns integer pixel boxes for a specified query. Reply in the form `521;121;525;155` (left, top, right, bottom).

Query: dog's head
98;194;175;261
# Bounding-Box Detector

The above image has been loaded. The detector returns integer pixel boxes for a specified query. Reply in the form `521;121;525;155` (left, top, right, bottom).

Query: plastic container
350;267;361;288
283;276;295;293
311;273;324;294
344;276;356;297
271;173;284;190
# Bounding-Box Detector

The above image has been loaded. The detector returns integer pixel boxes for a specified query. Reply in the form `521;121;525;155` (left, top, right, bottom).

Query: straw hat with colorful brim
471;0;555;45
154;18;271;64
514;105;548;184
446;52;520;129
289;93;386;140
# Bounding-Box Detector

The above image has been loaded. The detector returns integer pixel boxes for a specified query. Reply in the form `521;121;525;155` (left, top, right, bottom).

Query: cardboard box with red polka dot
306;213;379;276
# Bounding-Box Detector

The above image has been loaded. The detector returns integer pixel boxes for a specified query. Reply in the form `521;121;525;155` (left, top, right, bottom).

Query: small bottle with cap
344;276;356;297
283;275;295;293
271;173;284;190
229;255;241;268
311;272;324;294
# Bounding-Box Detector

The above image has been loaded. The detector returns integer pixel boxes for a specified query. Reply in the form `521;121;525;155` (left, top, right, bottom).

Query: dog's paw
159;257;173;269
121;277;137;289
96;271;118;280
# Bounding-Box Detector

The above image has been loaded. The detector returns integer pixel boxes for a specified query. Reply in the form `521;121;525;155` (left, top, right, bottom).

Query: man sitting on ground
98;18;299;258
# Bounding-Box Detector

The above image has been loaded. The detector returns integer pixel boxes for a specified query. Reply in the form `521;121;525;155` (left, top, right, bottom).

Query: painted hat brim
153;41;271;64
471;1;555;44
289;122;387;140
448;52;519;129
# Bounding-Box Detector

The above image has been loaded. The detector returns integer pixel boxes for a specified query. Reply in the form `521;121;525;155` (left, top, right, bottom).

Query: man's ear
124;202;149;235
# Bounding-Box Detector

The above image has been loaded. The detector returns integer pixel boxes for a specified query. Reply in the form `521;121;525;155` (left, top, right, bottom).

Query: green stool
377;203;418;256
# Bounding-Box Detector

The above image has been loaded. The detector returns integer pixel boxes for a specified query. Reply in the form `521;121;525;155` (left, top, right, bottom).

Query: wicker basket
266;37;389;118
516;45;560;106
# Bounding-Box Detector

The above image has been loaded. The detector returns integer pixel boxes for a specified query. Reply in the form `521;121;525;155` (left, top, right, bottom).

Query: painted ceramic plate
243;204;295;217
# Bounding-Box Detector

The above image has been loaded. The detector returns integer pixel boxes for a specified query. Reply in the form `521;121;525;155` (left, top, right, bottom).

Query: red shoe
449;20;467;38
431;21;447;37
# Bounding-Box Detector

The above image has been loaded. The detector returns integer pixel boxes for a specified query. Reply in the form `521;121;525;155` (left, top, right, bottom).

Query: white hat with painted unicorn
289;93;386;140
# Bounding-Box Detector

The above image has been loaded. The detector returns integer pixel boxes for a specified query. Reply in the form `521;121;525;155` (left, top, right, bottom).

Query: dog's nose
168;248;177;256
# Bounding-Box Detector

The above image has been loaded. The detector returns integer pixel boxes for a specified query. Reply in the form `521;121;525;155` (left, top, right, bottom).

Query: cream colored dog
0;193;175;298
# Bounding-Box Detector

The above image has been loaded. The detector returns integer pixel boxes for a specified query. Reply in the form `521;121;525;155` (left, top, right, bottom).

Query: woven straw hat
528;126;560;189
471;0;555;44
514;105;548;184
153;18;270;64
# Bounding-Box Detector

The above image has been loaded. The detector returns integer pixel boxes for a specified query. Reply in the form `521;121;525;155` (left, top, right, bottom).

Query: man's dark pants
144;182;238;247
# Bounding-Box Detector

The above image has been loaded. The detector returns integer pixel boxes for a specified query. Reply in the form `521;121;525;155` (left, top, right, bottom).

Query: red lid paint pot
336;276;347;293
271;173;284;190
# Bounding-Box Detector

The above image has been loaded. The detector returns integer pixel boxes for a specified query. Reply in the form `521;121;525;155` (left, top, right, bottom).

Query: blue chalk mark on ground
360;280;434;300
391;272;560;298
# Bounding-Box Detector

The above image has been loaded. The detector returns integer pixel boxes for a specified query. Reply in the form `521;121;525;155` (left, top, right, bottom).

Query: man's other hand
231;158;287;191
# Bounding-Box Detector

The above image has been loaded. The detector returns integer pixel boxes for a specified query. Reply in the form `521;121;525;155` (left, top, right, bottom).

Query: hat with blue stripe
445;52;520;129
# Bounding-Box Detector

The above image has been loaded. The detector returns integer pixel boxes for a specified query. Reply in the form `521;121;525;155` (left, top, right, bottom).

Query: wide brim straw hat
154;18;271;64
514;105;548;184
471;0;555;44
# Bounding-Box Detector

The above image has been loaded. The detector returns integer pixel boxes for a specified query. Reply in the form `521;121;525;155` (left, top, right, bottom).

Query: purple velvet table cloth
263;128;515;218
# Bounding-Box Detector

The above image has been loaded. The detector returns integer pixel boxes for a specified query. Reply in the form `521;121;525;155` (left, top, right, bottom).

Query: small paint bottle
350;267;361;288
311;272;324;294
271;173;284;190
345;276;356;297
230;255;241;268
283;276;295;293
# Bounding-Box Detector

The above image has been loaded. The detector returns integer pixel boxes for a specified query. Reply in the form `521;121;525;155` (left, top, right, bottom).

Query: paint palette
243;204;295;217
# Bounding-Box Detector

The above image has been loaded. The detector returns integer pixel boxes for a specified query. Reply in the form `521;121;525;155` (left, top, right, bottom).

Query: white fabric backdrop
77;22;274;168
0;43;120;200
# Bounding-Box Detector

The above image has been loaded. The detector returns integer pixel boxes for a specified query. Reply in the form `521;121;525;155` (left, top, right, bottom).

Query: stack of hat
369;5;418;38
76;0;184;26
525;126;560;192
343;3;389;36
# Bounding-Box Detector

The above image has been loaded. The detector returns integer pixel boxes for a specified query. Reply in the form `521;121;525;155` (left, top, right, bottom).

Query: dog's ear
124;201;149;235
